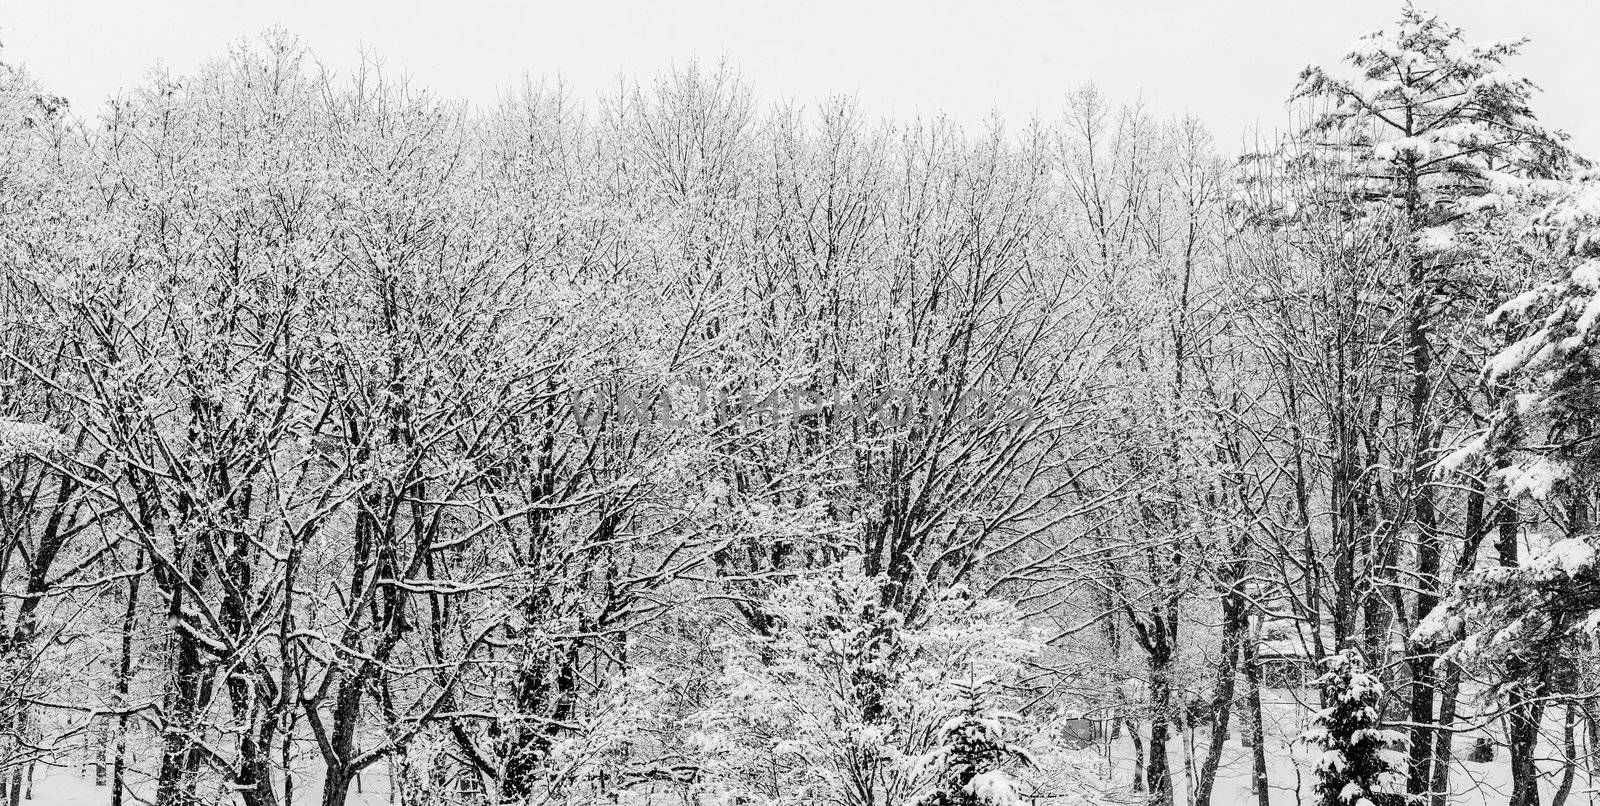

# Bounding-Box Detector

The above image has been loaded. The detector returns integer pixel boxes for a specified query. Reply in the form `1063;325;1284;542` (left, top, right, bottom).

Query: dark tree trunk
1427;659;1460;806
1145;650;1174;806
1506;681;1545;806
226;668;279;806
1241;633;1270;806
1125;716;1146;794
1193;584;1245;806
155;632;206;806
1494;489;1544;806
1551;702;1578;806
316;675;365;806
1405;239;1442;797
111;565;142;806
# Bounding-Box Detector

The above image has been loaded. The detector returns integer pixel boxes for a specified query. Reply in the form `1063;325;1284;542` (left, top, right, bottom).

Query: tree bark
1241;631;1270;806
1426;658;1459;806
111;565;142;806
1506;680;1546;806
1193;584;1245;806
155;630;206;806
1405;248;1442;797
1551;702;1578;806
1144;647;1175;806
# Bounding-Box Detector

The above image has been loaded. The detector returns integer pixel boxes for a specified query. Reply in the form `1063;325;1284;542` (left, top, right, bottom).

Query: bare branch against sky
3;0;1596;153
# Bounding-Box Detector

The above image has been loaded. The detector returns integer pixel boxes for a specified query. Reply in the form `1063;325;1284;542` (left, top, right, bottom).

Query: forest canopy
0;6;1597;806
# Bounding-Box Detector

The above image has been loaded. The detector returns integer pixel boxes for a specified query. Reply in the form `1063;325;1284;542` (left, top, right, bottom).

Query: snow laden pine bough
1427;173;1600;659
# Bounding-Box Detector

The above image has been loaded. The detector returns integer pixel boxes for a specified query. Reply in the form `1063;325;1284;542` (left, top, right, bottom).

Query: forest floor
1088;690;1582;806
20;691;1585;805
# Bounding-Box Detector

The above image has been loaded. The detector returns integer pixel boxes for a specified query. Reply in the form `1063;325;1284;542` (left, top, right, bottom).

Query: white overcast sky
1;0;1596;155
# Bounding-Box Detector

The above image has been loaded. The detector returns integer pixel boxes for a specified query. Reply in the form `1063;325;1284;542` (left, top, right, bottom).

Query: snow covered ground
26;760;397;806
1087;690;1592;806
19;690;1589;806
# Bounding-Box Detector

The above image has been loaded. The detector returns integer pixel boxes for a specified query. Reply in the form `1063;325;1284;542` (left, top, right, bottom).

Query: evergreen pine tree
918;678;1034;806
1292;7;1580;797
1302;650;1409;806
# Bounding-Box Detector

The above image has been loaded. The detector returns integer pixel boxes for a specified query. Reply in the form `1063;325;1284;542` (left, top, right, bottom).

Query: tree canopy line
0;6;1598;806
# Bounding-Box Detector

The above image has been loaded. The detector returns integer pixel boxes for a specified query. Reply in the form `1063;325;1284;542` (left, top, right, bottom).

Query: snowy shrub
683;572;1045;806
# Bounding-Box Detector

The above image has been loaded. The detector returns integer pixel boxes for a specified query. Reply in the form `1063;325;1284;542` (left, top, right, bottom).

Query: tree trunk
155;633;206;806
1551;702;1578;806
112;565;142;806
1506;678;1546;806
1427;659;1460;806
1123;715;1147;794
1145;651;1174;806
225;668;280;806
1405;250;1441;797
282;712;298;806
316;678;364;806
1193;586;1245;806
1495;488;1543;806
1241;633;1270;806
1179;713;1196;806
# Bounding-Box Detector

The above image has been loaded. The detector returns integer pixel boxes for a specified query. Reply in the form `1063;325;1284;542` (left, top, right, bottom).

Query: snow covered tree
916;677;1035;806
1292;4;1575;203
1292;6;1580;799
1302;650;1408;806
1;15;1597;806
687;573;1044;806
1418;172;1600;806
1485;174;1600;488
0;44;95;803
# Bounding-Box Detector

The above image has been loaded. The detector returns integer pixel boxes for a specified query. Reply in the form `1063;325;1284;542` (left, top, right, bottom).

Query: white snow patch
1525;537;1598;581
968;771;1028;806
0;419;64;463
1496;458;1568;500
